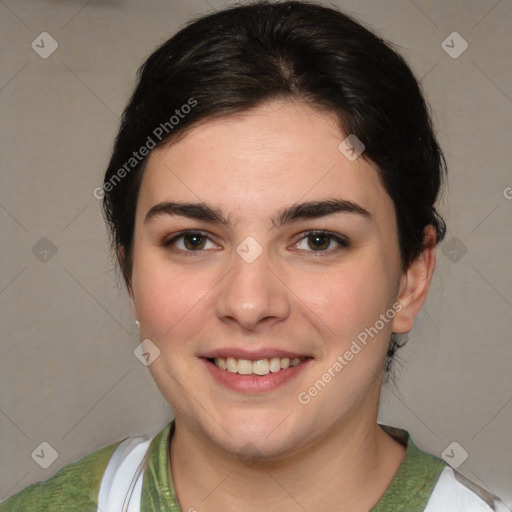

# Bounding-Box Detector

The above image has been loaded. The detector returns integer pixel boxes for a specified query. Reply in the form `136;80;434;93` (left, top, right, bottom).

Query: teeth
269;357;281;373
226;357;237;373
212;356;305;375
238;359;253;375
253;359;270;375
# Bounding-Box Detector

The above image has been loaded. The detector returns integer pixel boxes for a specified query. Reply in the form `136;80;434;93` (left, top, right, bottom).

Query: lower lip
202;358;313;393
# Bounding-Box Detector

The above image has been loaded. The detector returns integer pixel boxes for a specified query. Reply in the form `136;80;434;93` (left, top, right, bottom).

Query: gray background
1;0;511;506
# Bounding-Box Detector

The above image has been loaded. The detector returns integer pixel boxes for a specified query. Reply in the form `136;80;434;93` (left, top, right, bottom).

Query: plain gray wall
1;0;511;506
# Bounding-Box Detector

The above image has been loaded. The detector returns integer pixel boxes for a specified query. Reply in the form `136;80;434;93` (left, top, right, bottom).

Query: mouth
201;354;313;393
206;356;311;376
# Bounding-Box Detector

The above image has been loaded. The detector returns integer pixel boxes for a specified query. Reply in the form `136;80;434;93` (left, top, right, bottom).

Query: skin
127;98;436;512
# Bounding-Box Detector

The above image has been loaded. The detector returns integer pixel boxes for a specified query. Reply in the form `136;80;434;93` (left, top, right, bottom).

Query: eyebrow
144;198;372;228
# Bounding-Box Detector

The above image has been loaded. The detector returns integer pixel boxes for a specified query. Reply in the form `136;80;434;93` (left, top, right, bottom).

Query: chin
198;409;307;460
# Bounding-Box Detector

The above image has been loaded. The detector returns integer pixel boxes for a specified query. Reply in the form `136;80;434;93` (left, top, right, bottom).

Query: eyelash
162;230;350;257
296;230;350;257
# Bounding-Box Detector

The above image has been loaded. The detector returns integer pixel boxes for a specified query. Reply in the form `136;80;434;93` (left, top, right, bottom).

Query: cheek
131;250;200;336
293;254;398;342
132;263;175;329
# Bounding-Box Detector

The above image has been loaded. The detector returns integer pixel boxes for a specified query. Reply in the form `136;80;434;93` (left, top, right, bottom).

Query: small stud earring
135;320;140;328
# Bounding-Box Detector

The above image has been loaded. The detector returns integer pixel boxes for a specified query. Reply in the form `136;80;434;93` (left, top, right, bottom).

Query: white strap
424;467;509;512
97;435;152;512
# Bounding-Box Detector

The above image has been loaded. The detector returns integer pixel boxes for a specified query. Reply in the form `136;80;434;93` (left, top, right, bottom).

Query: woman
1;1;507;511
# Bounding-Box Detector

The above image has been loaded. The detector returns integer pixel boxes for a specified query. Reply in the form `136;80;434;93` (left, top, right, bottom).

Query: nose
215;245;291;331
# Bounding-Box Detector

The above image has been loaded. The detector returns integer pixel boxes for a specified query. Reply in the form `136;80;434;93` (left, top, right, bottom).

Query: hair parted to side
102;0;447;373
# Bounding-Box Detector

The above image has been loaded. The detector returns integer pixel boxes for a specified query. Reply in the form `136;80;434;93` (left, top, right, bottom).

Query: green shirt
0;422;450;511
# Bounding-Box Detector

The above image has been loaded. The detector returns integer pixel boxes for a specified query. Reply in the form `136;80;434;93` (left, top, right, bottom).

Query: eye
164;231;218;252
295;230;349;254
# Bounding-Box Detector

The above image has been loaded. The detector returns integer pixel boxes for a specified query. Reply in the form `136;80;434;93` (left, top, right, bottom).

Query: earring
135;320;140;328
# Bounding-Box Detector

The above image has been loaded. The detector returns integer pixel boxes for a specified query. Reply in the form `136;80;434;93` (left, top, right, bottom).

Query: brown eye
295;230;350;254
182;233;206;250
307;233;331;251
164;231;217;253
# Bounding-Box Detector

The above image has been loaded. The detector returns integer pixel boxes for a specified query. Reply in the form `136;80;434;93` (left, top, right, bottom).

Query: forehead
137;99;394;226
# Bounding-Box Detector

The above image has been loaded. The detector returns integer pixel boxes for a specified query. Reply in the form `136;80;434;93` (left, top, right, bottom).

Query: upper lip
200;348;312;360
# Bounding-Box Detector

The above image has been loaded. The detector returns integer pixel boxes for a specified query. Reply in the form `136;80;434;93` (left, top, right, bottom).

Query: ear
392;225;437;334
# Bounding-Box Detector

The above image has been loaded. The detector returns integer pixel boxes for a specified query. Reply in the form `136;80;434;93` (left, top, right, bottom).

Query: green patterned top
0;422;447;511
0;441;118;511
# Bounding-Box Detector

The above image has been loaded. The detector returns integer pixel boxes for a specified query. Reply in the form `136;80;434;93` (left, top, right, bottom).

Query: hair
101;0;447;372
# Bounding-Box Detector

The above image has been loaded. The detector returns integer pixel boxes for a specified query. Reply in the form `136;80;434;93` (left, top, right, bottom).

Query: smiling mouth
206;356;311;376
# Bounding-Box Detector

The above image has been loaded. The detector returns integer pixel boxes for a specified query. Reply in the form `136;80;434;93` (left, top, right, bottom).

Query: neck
169;411;406;512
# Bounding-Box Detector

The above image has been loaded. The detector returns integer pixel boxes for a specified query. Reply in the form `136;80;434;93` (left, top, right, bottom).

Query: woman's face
129;99;415;459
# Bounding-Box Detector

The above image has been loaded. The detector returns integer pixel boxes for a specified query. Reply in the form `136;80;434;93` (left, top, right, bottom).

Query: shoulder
425;467;509;512
374;425;508;512
0;440;120;512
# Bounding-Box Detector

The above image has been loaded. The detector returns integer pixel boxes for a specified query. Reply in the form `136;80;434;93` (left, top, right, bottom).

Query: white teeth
238;359;253;375
269;357;281;373
253;359;270;375
212;356;306;375
226;357;237;373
